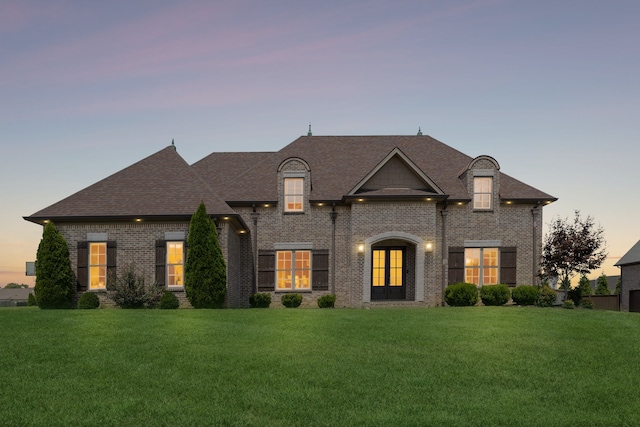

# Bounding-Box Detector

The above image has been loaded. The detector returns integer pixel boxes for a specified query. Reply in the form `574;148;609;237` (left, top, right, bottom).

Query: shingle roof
25;146;234;222
615;240;640;267
194;135;555;203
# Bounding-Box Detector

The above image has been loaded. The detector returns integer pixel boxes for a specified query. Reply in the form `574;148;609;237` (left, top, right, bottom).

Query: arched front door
371;247;406;300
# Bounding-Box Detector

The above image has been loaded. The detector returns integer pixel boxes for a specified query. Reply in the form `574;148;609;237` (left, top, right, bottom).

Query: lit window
473;177;492;210
89;242;106;290
276;250;310;290
465;248;499;285
284;178;304;212
167;241;184;287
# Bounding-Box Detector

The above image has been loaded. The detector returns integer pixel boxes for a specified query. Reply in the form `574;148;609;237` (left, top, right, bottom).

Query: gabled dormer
277;157;311;213
459;155;500;211
346;147;445;200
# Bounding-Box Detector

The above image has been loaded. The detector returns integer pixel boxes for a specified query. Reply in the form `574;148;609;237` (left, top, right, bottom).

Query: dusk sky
2;0;638;286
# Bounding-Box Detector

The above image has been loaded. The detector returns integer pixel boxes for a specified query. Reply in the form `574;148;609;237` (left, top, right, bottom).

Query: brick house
25;134;556;308
615;240;640;312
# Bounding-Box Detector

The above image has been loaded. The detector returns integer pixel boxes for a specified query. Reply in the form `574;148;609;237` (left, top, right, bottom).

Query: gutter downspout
250;206;259;295
330;204;338;295
440;202;448;306
531;203;540;286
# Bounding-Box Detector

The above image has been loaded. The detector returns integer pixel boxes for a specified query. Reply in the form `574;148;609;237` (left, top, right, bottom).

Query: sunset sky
1;0;639;286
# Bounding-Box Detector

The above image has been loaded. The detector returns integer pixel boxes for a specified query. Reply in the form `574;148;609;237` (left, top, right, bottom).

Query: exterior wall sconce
357;242;365;253
425;241;435;253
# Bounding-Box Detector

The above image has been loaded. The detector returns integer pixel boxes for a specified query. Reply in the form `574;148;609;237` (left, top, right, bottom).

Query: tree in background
595;272;610;295
568;274;592;307
184;202;226;308
34;222;74;309
540;211;607;300
4;283;29;289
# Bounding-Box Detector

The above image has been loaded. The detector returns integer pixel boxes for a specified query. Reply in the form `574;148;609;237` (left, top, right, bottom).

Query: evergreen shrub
249;292;272;308
480;284;510;306
281;293;303;308
444;283;479;307
511;285;539;306
34;222;74;309
159;291;180;309
536;285;557;307
580;299;594;309
27;293;37;306
77;292;100;309
563;300;575;309
317;294;336;308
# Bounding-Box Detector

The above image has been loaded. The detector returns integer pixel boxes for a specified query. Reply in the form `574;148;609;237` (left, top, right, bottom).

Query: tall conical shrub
185;202;226;308
34;222;74;309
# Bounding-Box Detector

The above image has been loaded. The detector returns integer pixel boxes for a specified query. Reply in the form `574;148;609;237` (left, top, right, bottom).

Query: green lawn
1;306;638;426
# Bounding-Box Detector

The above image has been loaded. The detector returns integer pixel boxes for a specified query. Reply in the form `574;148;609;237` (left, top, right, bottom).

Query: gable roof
615;240;640;267
193;135;555;204
25;146;235;223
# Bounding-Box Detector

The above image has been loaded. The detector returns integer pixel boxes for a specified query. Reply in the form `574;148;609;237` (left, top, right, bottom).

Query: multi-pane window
465;248;499;286
473;177;492;210
89;242;107;290
167;241;184;287
276;250;310;290
284;178;304;212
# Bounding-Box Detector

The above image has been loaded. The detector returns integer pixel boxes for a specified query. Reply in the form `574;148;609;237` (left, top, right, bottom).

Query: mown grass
1;306;639;426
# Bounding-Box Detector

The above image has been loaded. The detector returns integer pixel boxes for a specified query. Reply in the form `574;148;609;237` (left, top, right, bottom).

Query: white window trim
276;249;312;291
284;177;305;213
473;176;493;210
89;242;107;290
166;241;184;289
464;247;499;286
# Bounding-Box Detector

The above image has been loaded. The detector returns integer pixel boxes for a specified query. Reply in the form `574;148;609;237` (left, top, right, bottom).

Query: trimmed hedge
317;294;336;308
445;283;479;307
480;284;510;306
281;293;303;308
511;285;539;306
250;292;272;308
77;292;100;309
537;286;557;307
159;291;180;309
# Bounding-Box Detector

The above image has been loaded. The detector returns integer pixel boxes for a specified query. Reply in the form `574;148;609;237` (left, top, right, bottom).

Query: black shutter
258;250;275;292
448;247;465;284
500;247;517;286
156;240;166;287
106;241;117;283
77;241;88;291
312;250;329;291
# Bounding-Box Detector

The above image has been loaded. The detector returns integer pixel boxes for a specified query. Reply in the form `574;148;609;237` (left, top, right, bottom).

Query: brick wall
620;264;640;311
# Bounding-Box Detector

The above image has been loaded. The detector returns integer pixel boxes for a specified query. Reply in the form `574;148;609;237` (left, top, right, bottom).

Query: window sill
275;289;313;293
283;211;305;215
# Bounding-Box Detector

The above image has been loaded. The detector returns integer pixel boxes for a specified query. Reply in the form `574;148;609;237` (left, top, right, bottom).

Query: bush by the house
185;202;227;308
281;293;303;308
250;292;271;308
444;283;479;307
77;292;100;309
562;300;575;309
536;285;557;307
27;293;37;306
580;299;594;309
34;221;75;309
480;284;510;306
511;285;539;306
317;294;336;308
106;264;163;309
159;291;180;309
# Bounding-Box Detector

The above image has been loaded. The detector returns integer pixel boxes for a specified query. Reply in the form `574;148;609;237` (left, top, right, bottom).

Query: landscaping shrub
34;221;74;309
249;292;272;308
281;293;303;308
563;300;575;309
159;291;180;309
480;284;510;306
317;294;336;308
106;264;163;309
511;285;539;306
27;293;37;306
444;283;479;307
536;285;557;307
77;292;100;309
581;299;594;309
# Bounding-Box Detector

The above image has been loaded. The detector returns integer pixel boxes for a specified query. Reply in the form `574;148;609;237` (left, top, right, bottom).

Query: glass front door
371;247;406;300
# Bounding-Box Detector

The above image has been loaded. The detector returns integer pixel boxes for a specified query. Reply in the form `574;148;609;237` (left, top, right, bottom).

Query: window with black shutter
258;250;275;292
312;250;329;291
77;241;88;291
500;247;517;286
448;247;465;284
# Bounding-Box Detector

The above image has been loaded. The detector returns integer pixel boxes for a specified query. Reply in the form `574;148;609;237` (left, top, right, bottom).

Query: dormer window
284;177;304;212
473;177;492;210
